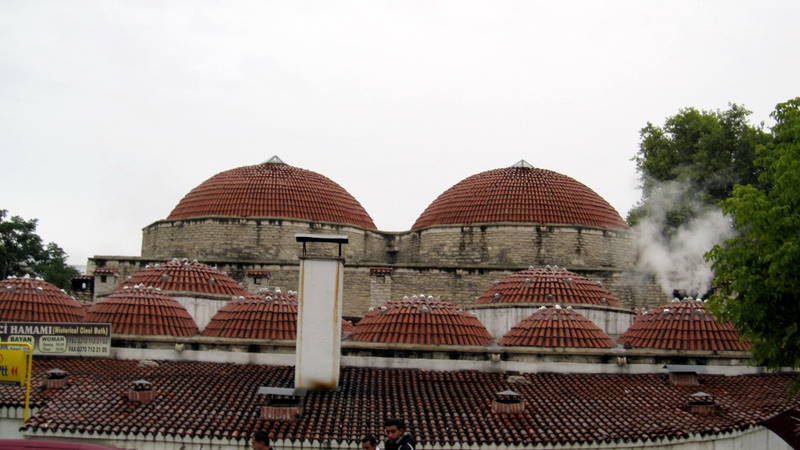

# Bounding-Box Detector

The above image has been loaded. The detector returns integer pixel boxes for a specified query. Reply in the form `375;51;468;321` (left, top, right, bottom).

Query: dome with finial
618;299;750;351
412;162;627;230
118;259;247;298
0;276;84;322
351;295;492;346
84;285;199;336
476;266;621;307
202;291;299;340
500;306;615;348
166;157;376;229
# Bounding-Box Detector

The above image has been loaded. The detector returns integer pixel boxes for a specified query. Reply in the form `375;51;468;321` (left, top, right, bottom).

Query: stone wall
141;217;388;264
395;224;636;269
89;255;668;316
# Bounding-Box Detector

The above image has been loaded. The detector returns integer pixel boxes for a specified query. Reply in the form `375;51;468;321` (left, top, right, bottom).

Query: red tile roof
83;285;199;336
93;267;118;275
500;306;615;348
412;165;628;230
476;266;621;307
202;292;298;340
119;259;247;298
618;300;750;351
351;295;492;346
0;277;84;322
2;358;797;447
166;158;376;229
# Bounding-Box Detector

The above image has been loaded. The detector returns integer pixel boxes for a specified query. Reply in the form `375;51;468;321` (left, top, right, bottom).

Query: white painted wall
20;425;792;449
173;296;229;331
470;306;634;341
295;258;344;389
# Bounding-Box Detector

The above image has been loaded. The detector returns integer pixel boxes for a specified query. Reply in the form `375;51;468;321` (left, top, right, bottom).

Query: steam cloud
633;181;736;298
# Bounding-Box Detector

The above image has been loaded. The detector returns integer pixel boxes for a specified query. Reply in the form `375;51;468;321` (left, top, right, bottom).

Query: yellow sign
0;347;28;383
0;342;33;422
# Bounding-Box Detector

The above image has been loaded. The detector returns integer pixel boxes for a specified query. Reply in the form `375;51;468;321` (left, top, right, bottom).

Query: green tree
629;104;771;234
706;97;800;370
0;209;79;290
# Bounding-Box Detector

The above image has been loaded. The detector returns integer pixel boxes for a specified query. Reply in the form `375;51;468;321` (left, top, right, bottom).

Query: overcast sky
1;1;798;267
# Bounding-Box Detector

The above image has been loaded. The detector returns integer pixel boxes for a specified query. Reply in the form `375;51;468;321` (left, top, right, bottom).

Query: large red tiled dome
476;266;621;307
500;306;614;348
84;285;199;336
119;260;247;298
618;300;749;351
167;157;376;229
351;295;492;346
413;162;627;230
202;291;298;340
0;277;84;322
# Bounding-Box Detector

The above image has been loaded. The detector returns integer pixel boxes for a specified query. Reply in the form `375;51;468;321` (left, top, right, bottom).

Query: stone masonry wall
394;225;636;269
141;218;388;264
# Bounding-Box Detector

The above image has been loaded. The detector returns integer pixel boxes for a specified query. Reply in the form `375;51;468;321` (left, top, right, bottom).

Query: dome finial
263;155;286;165
511;159;534;168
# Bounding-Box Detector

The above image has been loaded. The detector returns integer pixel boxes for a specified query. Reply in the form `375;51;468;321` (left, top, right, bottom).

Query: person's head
251;430;271;450
383;418;406;441
361;434;378;450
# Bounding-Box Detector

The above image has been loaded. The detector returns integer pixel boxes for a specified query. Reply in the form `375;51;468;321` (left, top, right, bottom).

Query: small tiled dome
500;306;614;348
351;295;492;346
84;285;198;336
202;291;298;340
476;265;621;307
167;157;377;229
618;299;749;351
119;259;247;297
413;161;627;230
0;276;84;322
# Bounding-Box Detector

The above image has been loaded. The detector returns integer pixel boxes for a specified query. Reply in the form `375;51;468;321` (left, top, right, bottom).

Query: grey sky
1;1;798;267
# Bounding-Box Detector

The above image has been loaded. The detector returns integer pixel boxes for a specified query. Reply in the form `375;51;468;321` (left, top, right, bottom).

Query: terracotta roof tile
84;285;199;336
500;306;615;348
413;165;628;230
167;159;376;229
618;300;750;351
351;295;492;346
0;277;84;322
2;359;797;447
202;292;298;340
119;259;247;297
93;267;118;275
476;266;621;307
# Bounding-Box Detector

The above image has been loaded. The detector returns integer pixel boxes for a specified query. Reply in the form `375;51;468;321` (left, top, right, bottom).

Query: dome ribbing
351;295;492;346
500;306;615;348
0;277;84;322
413;164;627;230
84;285;198;336
119;260;247;298
202;291;298;340
476;266;621;307
618;300;749;351
167;158;376;229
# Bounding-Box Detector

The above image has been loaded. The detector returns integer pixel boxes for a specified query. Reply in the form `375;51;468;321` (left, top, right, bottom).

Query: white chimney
294;234;347;390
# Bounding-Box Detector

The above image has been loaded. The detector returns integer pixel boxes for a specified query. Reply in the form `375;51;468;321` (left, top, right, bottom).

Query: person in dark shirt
383;418;415;450
361;434;380;450
251;431;272;450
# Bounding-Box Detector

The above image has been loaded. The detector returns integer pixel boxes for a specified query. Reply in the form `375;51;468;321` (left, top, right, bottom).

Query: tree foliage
629;104;771;234
0;209;79;290
706;97;800;370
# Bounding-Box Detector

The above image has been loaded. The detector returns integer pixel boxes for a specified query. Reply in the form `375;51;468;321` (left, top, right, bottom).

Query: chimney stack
44;369;68;390
294;233;347;390
687;392;718;416
492;390;526;414
127;379;156;403
257;387;306;421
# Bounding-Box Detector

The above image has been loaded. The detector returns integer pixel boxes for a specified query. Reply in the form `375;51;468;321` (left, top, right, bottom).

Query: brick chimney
127;379;157;403
492;390;526;414
44;369;68;390
687;392;719;416
294;233;347;391
664;365;700;386
257;387;305;421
